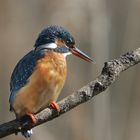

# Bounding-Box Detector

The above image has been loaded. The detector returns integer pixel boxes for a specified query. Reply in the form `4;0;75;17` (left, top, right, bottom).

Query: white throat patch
40;43;57;49
63;52;72;57
38;43;72;58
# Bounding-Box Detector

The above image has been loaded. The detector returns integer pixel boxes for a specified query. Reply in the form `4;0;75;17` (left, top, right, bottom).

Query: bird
9;25;94;138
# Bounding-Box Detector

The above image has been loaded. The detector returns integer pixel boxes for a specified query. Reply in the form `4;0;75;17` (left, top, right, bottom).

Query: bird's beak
70;47;94;63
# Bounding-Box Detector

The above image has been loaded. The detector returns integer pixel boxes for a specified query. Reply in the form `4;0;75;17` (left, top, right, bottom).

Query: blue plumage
9;50;45;110
9;49;45;137
9;25;76;138
34;25;75;48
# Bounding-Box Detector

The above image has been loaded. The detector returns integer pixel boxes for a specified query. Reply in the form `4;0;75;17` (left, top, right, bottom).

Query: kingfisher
9;25;94;137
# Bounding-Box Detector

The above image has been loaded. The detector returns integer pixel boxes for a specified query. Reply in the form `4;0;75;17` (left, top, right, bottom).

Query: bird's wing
9;50;45;109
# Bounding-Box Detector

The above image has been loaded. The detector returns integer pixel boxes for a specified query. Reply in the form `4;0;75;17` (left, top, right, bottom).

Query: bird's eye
66;40;69;43
66;40;74;48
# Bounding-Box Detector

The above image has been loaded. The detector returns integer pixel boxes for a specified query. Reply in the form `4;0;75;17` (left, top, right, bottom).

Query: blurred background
0;0;140;140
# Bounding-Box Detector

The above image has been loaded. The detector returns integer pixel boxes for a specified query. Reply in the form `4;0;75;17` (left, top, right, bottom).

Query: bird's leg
26;112;37;125
50;101;60;112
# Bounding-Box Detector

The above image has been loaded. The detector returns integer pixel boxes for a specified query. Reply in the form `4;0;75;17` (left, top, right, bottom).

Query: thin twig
0;48;140;138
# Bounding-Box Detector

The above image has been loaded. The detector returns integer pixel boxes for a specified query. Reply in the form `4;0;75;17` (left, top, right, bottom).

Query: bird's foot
50;101;60;112
26;112;37;125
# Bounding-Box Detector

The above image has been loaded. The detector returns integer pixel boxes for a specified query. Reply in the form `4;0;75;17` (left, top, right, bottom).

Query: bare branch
0;48;140;138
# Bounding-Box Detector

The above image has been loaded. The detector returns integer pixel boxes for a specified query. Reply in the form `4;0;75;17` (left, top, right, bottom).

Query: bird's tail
21;129;33;138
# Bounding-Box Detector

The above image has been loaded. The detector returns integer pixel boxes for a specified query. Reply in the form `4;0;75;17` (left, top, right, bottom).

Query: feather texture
9;50;45;110
10;51;67;117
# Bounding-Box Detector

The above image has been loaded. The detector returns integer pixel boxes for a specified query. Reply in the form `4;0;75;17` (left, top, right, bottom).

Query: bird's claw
26;112;37;125
50;101;60;112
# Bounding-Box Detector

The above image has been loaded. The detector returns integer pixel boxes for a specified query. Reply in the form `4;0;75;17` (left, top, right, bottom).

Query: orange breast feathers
13;52;67;117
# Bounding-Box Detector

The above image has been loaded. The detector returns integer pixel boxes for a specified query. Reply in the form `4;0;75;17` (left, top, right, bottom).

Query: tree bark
0;48;140;138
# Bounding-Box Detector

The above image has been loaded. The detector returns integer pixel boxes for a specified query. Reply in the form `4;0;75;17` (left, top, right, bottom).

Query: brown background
0;0;140;140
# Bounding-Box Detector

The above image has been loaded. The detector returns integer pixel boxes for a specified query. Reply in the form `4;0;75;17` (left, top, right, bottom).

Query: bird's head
34;25;94;63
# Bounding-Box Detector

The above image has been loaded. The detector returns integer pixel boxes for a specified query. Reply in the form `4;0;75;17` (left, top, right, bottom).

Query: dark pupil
66;40;74;48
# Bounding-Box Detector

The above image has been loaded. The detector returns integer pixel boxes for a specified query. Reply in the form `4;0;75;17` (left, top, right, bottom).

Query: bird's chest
13;52;67;116
37;52;67;87
32;52;67;104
